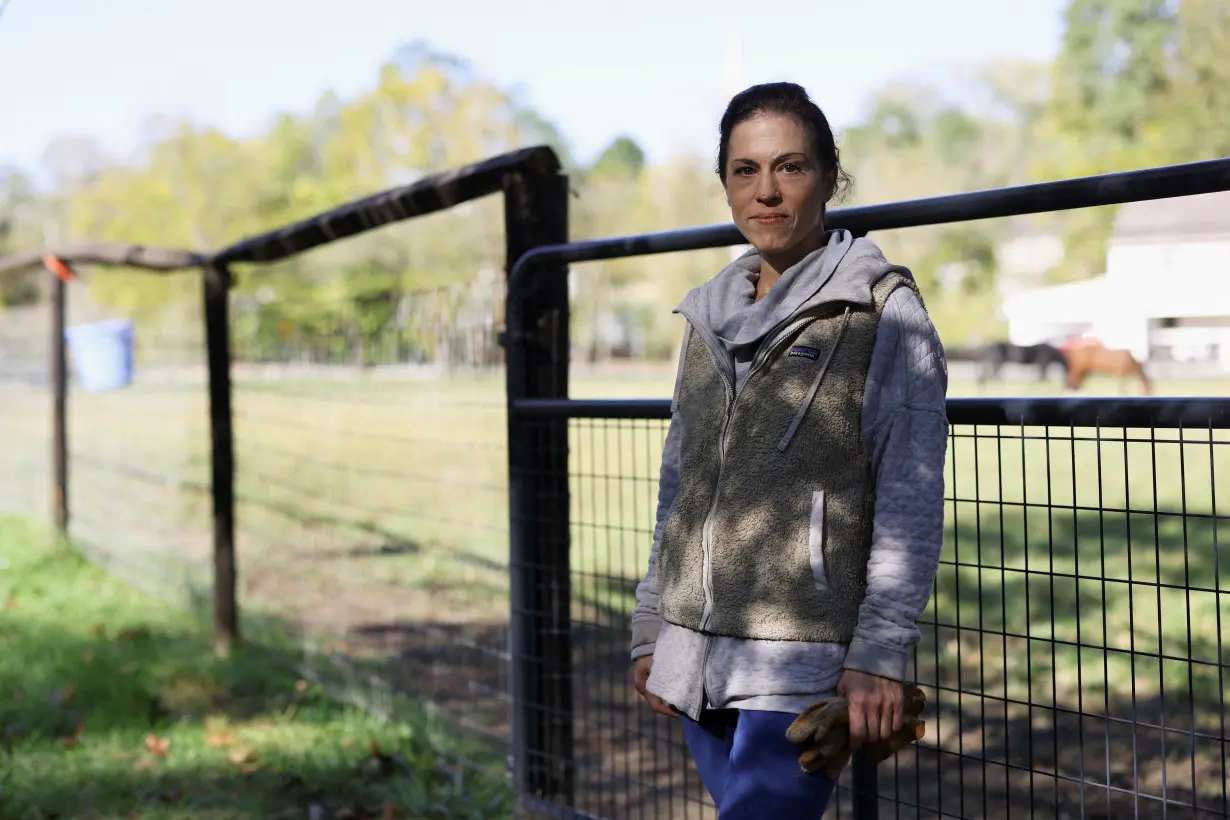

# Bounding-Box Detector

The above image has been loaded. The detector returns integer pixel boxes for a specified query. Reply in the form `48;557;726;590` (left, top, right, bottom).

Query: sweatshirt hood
674;229;913;360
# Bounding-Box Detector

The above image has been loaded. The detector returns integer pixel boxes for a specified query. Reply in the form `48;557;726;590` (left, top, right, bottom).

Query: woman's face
723;113;832;263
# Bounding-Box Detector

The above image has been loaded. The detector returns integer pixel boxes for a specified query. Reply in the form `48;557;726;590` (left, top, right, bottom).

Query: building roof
1112;189;1230;243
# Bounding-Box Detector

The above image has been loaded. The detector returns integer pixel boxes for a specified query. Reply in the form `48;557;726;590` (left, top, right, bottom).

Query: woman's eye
780;163;803;174
734;166;754;176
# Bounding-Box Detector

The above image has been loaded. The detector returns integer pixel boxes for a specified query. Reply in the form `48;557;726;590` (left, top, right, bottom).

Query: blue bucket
65;319;135;392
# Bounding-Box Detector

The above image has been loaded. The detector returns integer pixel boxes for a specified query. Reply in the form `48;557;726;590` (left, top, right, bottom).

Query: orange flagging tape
43;253;74;283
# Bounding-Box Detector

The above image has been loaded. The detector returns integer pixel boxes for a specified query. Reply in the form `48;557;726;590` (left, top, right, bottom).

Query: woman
630;82;949;817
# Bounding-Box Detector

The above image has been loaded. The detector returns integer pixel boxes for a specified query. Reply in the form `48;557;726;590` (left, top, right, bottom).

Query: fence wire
0;331;51;525
554;415;1229;820
0;292;214;605
229;281;514;773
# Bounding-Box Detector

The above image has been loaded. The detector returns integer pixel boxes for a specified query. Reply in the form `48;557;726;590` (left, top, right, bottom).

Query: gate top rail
503;156;1230;342
511;396;1230;429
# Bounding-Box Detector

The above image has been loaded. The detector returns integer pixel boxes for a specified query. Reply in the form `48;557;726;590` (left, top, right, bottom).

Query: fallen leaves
58;723;85;748
227;746;256;764
205;728;236;748
203;723;263;773
128;735;170;773
144;734;170;757
228;746;262;775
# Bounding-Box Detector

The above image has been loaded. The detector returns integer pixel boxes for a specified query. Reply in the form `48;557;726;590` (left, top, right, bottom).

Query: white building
1001;190;1230;369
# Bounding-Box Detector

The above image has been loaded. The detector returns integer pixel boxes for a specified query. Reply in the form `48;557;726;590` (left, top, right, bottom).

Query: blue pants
681;708;838;818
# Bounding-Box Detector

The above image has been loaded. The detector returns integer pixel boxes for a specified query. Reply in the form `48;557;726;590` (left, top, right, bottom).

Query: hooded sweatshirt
630;229;949;720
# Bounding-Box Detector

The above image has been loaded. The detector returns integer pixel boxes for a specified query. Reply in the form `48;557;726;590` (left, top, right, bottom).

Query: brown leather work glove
785;683;927;777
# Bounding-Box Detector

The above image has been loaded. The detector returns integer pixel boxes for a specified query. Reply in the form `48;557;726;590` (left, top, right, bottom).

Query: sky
0;0;1067;178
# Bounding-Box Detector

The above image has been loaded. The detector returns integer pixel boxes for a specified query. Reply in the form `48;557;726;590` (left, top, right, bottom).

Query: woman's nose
756;177;781;203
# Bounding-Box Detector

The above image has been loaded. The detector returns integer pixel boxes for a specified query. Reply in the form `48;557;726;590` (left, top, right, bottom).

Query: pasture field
1;366;1226;817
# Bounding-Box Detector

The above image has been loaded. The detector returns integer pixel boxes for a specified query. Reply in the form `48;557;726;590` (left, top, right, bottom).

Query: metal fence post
203;262;238;657
503;168;574;809
50;265;68;539
851;750;879;819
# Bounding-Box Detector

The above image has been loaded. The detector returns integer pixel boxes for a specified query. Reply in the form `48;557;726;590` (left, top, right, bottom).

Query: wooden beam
0;243;203;278
213;145;561;266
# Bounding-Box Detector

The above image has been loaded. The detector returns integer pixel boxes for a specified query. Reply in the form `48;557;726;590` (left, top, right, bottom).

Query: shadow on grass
877;508;1228;819
345;611;1228;820
272;501;1228;820
929;510;1229;707
0;518;511;820
24;433;1226;818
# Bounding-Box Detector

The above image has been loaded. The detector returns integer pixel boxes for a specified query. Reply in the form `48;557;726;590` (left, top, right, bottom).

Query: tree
58;40;569;346
1159;0;1230;159
1028;0;1227;283
1044;0;1177;175
0;169;40;306
590;136;646;181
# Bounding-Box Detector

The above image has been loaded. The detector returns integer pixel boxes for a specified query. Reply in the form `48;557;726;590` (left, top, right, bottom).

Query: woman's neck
754;226;828;301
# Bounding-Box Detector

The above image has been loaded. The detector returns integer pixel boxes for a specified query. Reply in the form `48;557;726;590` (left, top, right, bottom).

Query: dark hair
716;82;852;203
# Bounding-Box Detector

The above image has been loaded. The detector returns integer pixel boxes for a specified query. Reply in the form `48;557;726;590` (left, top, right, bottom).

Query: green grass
1;366;1228;801
0;515;511;820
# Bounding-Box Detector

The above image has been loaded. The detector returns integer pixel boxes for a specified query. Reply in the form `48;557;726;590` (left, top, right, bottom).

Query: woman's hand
836;669;903;748
633;655;680;718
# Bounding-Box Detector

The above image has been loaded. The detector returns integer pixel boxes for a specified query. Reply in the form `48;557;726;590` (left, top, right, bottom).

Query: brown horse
1060;339;1152;396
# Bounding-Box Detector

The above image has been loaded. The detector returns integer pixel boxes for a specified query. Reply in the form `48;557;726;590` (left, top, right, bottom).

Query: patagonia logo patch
788;345;822;361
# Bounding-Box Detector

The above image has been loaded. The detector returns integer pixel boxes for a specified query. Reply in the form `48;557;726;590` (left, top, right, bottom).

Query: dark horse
976;342;1069;384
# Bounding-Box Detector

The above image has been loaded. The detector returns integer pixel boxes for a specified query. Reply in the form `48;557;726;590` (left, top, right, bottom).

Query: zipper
676;310;733;633
681;304;838;632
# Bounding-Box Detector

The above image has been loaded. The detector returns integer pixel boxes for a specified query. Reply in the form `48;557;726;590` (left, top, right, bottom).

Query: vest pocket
808;490;829;592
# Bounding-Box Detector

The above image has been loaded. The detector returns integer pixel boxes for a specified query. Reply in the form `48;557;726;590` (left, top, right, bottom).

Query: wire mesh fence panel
63;295;214;604
230;277;514;770
0;286;213;607
546;414;1230;820
0;301;52;526
563;416;715;820
872;420;1230;820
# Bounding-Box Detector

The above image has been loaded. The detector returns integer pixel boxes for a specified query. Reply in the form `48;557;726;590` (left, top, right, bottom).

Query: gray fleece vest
657;270;917;644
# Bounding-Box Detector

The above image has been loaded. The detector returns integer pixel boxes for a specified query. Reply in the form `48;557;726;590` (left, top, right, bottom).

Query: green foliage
1051;0;1176;143
590;135;646;181
0;169;41;307
4;7;1228;353
1023;0;1230;285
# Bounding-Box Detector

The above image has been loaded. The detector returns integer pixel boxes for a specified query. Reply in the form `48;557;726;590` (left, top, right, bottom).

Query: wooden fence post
50;263;68;539
203;262;238;656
